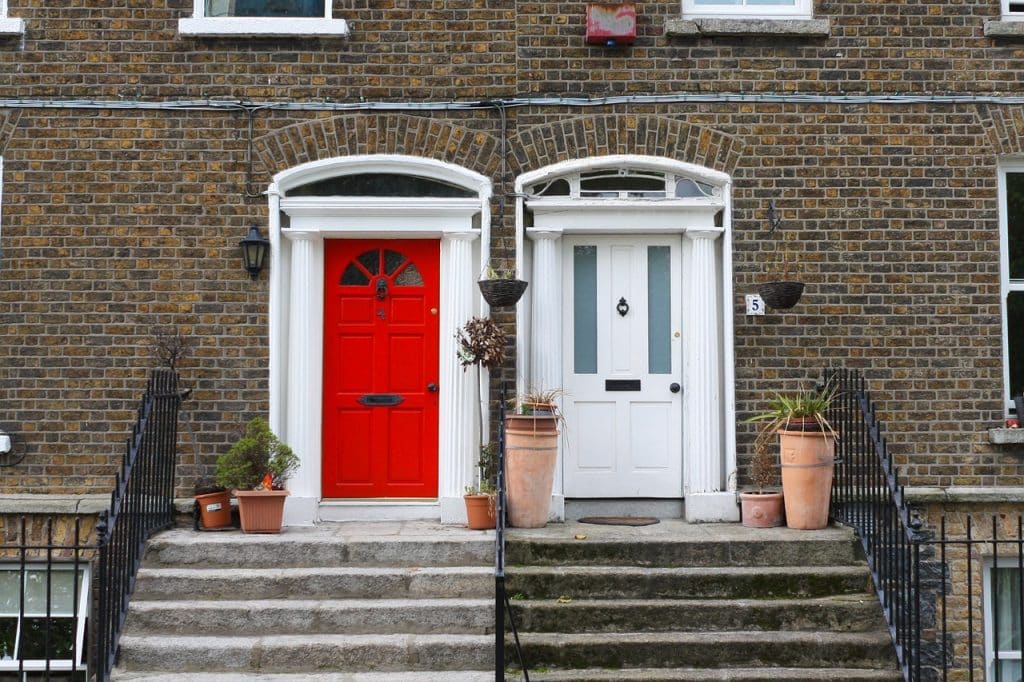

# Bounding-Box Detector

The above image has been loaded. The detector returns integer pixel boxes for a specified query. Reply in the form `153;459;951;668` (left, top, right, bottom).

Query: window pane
1008;173;1024;280
994;567;1022;651
288;173;475;198
24;571;79;617
383;250;406;276
18;617;75;660
648;246;671;374
357;250;380;276
0;617;14;660
394;263;423;286
574;246;598;375
1009;293;1024;400
0;572;19;614
996;660;1023;682
206;0;325;17
530;178;570;196
341;263;370;285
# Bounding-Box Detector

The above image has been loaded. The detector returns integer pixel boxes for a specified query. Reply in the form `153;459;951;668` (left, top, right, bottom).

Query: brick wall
1;0;1023;494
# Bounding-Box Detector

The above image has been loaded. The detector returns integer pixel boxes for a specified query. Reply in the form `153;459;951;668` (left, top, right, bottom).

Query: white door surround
267;155;492;525
514;155;739;523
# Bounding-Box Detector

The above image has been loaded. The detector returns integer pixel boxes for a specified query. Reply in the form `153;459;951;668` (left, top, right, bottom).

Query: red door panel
322;239;440;498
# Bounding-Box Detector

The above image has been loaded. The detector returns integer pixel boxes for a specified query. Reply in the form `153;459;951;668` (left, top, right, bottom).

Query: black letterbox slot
605;380;641;391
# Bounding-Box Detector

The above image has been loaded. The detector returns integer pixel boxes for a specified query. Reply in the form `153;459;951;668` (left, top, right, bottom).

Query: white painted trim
515;154;736;522
682;0;812;19
0;17;23;35
998;160;1024;412
1003;0;1024;20
269;155;491;526
180;0;346;37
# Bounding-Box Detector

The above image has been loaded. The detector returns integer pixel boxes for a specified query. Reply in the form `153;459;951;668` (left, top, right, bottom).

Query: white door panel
562;236;683;498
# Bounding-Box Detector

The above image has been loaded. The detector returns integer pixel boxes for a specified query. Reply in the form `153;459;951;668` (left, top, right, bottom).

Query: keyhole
377;309;386;321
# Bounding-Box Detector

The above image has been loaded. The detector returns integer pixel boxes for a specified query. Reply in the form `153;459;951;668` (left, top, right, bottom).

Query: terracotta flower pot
739;491;784;528
234;489;289;534
195;490;232;529
505;415;559;528
778;429;835;530
464;494;496;530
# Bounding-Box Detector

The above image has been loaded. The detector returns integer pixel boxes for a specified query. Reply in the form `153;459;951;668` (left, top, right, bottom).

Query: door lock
427;383;439;393
669;383;681;394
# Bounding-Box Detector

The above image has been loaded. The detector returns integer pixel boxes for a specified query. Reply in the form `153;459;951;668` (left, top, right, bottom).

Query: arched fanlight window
527;167;718;200
287;173;476;198
340;248;425;287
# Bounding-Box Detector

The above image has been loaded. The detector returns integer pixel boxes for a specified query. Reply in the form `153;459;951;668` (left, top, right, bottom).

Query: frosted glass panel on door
647;246;671;374
574;245;598;374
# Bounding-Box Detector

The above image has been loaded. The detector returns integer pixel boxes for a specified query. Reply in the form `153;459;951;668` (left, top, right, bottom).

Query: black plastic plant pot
478;279;529;307
758;281;805;310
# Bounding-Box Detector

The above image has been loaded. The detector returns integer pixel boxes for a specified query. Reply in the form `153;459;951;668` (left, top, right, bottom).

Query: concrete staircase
110;523;497;680
503;522;902;681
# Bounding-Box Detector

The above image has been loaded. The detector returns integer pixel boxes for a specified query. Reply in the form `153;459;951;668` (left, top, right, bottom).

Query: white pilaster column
282;230;324;526
528;229;564;521
683;228;737;522
439;231;479;523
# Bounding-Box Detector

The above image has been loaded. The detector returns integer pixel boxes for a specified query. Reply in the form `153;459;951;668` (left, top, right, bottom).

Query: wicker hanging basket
758;281;805;310
478;279;529;307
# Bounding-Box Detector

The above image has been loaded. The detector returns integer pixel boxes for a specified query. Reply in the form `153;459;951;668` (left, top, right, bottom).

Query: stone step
506;565;873;600
514;630;897;671
519;667;904;681
124;598;494;635
510;595;886;633
506;531;862;568
144;527;492;568
132;566;493;601
115;633;495;674
113;674;495;682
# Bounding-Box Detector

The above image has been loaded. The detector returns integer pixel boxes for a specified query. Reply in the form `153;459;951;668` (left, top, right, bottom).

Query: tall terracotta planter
779;429;835;530
234;489;289;534
505;415;559;528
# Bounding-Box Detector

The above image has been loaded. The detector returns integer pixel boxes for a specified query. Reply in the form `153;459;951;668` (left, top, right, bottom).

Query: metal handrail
496;382;528;681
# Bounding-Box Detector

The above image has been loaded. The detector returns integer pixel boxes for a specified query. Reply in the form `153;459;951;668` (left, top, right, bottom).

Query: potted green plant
215;417;299;534
477;263;528;308
747;381;837;530
193;479;232;530
464;444;498;530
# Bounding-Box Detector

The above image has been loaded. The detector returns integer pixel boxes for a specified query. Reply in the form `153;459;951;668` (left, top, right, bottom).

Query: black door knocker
616;297;630;317
376;278;388;301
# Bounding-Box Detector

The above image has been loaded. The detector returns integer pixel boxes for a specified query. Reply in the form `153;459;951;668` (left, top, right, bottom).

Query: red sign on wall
586;4;637;46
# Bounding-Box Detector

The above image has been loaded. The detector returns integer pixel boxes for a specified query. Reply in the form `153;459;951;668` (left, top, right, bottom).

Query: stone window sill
0;17;24;37
905;486;1024;504
989;427;1024;445
0;494;108;515
985;20;1024;38
665;17;830;38
178;17;349;38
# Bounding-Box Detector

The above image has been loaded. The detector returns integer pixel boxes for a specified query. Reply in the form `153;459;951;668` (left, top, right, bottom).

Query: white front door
561;235;683;498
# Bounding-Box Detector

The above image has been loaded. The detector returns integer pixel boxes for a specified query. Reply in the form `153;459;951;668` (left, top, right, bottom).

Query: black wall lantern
239;225;270;280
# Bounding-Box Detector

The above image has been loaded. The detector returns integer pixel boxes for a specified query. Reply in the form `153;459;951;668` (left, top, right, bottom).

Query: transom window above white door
527;167;722;201
682;0;812;19
179;0;349;37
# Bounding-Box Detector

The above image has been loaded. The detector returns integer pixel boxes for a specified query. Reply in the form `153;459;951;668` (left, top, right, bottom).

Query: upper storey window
179;0;349;37
682;0;812;19
0;0;25;36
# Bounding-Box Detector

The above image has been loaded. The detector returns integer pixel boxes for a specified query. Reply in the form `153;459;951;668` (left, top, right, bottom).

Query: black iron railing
827;367;1024;681
495;383;528;681
94;368;183;680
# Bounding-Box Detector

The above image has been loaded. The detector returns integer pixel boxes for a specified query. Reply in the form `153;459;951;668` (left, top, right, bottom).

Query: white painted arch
267;155;493;525
514;154;739;522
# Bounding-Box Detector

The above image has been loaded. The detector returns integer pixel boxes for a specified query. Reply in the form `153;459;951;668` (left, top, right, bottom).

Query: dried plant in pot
215;417;299;534
746;381;838;530
739;445;783;529
464;444;498;530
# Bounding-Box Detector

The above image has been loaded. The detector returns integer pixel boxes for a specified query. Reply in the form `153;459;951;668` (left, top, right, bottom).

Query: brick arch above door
254;113;501;180
509;115;746;178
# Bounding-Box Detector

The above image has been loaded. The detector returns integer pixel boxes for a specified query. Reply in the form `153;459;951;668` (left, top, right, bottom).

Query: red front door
322;239;440;498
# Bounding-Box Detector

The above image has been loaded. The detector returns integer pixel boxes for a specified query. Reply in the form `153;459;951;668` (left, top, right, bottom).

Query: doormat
577;516;660;527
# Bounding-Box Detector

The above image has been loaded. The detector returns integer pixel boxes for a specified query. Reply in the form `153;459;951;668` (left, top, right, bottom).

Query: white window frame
682;0;812;20
1003;0;1024;21
983;560;1023;680
0;564;91;677
999;161;1024;412
178;0;349;38
0;0;25;36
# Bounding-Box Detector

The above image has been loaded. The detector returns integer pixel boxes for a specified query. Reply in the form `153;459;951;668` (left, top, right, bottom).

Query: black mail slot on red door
357;394;405;406
605;380;641;391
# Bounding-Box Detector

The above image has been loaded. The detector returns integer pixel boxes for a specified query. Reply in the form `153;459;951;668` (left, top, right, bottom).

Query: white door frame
267;155;492;525
514;155;739;522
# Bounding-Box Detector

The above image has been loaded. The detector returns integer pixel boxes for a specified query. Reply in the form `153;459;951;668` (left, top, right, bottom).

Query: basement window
178;0;349;37
682;0;812;19
0;566;89;680
984;563;1023;680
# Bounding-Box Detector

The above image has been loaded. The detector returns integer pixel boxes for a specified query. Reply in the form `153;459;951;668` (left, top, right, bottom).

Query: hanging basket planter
758;281;805;310
478;279;528;307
